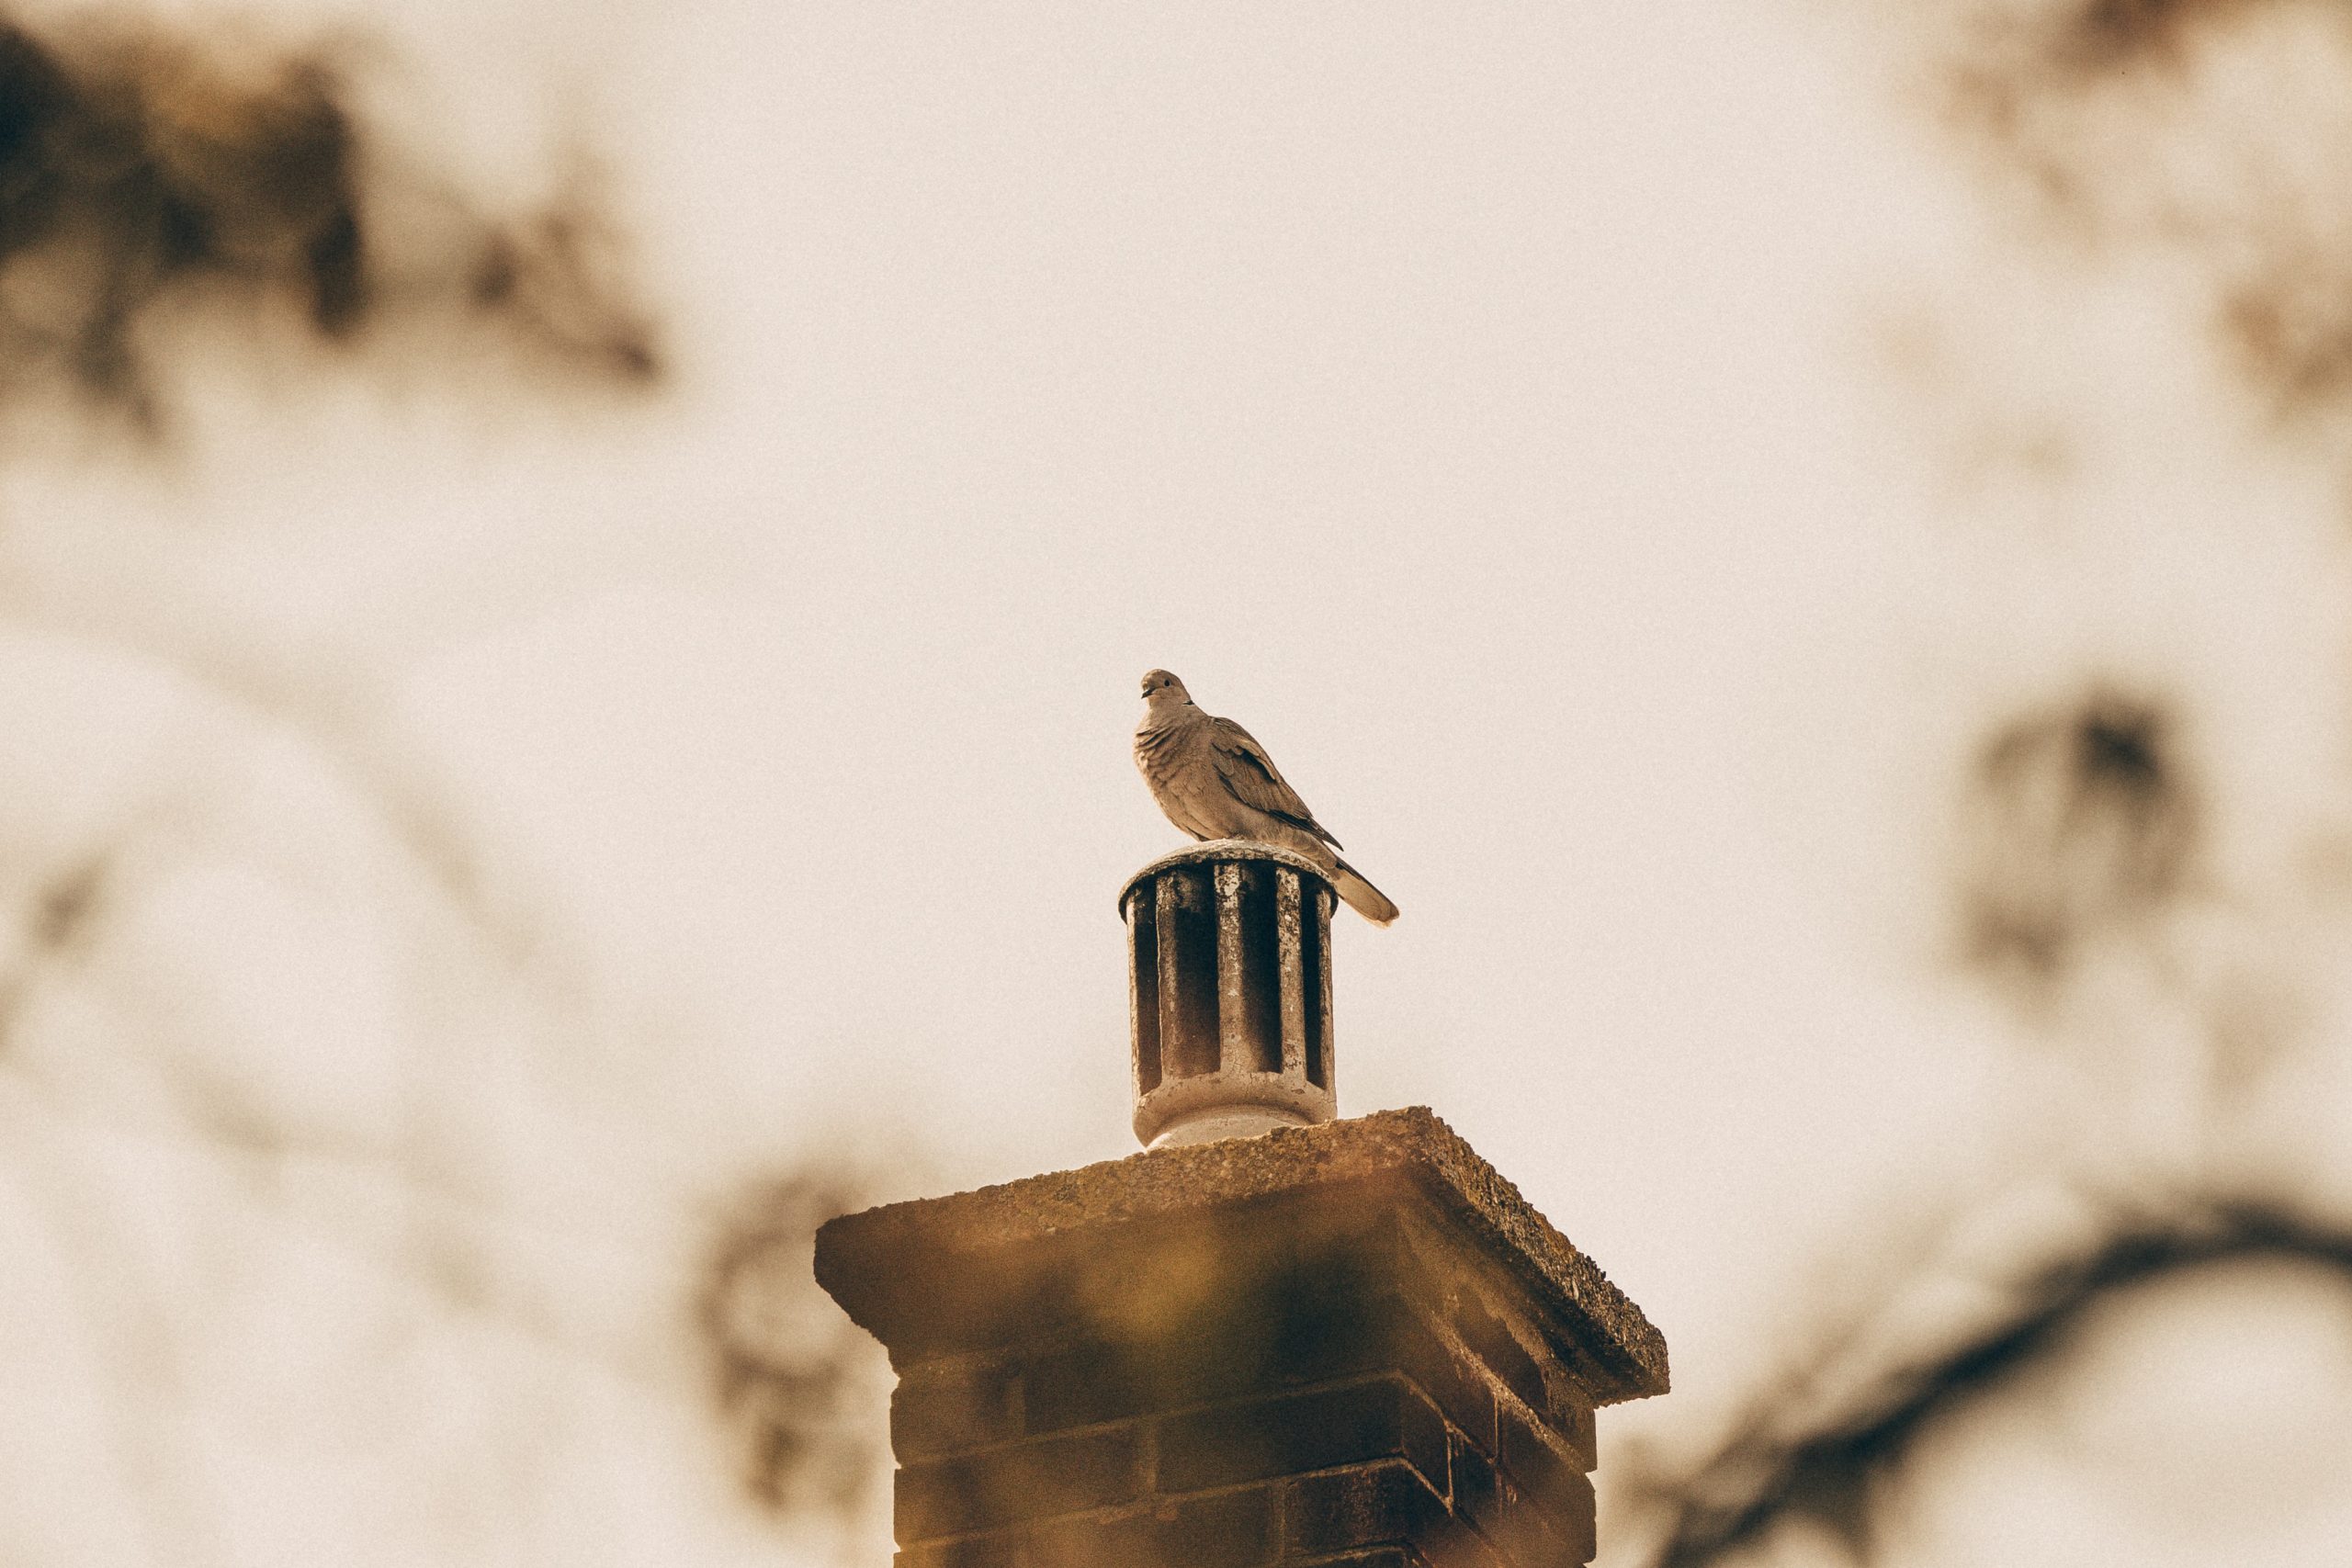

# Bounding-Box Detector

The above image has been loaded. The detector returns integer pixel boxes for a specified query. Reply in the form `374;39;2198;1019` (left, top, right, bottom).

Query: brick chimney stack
814;848;1668;1567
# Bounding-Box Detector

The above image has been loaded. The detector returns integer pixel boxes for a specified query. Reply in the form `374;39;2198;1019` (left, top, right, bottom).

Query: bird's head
1139;669;1191;705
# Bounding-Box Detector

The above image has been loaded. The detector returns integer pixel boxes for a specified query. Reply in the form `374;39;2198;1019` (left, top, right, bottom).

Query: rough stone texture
818;1106;1667;1404
820;1108;1668;1568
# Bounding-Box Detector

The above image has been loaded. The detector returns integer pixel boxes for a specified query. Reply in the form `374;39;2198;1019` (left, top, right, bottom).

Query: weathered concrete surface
816;1106;1668;1405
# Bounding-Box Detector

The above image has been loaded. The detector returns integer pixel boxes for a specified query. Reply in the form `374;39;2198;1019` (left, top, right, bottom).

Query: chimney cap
814;1106;1670;1404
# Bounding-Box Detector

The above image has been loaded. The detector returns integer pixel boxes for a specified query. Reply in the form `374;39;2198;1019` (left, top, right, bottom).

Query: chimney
815;845;1668;1567
1123;843;1338;1148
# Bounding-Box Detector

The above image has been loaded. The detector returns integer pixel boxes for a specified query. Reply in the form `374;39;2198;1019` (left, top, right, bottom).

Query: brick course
895;1424;1146;1541
1159;1376;1450;1495
887;1303;1601;1566
892;1355;1023;1461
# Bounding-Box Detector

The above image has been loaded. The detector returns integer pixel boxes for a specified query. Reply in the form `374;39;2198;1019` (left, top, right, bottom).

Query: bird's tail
1329;858;1400;926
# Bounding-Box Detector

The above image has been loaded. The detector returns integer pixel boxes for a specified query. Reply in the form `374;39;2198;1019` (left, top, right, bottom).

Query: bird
1132;669;1400;925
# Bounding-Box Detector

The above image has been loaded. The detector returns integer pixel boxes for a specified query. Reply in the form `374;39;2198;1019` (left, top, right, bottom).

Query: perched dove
1133;670;1400;925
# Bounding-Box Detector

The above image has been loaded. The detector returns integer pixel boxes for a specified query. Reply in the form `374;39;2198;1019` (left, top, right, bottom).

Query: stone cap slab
816;1106;1668;1405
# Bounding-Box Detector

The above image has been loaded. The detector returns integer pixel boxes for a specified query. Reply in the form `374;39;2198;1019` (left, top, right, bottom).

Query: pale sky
6;2;2352;1565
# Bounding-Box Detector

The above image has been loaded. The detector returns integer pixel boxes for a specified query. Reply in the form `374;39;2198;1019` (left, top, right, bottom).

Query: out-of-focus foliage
0;7;899;1566
1622;1197;2352;1565
700;1171;893;1528
1958;689;2199;997
0;10;659;437
1619;3;2352;1561
1937;0;2352;468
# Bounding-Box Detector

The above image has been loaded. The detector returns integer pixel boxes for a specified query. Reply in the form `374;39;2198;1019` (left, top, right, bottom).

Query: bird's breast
1132;721;1193;790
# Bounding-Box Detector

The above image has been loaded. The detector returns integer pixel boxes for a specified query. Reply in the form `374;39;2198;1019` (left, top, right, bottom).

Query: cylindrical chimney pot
1119;840;1338;1148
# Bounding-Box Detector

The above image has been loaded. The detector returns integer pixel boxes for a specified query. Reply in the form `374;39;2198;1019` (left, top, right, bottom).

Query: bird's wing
1208;716;1344;850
